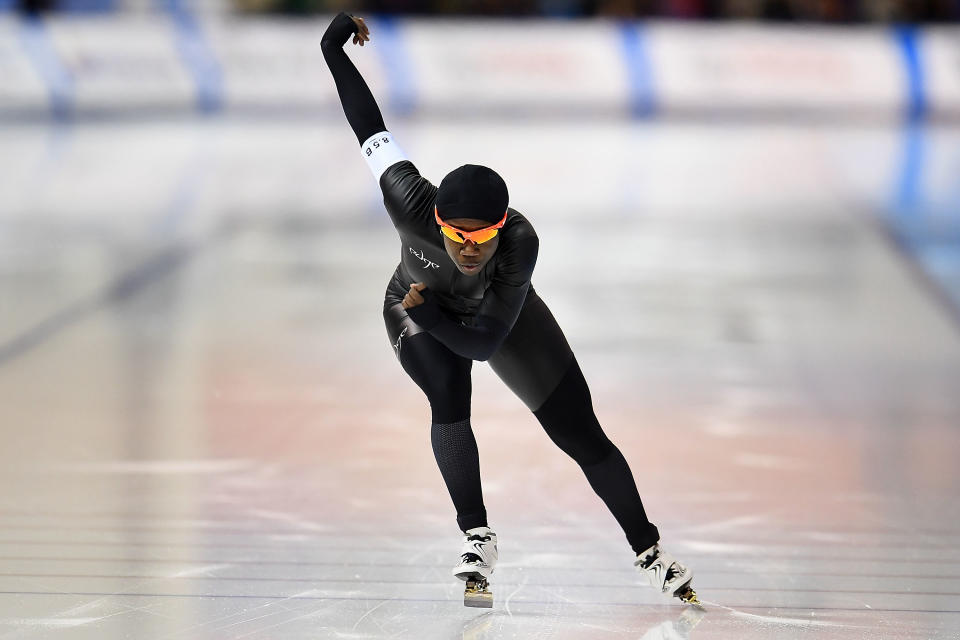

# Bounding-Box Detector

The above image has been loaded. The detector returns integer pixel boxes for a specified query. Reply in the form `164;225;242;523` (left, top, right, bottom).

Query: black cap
435;164;508;224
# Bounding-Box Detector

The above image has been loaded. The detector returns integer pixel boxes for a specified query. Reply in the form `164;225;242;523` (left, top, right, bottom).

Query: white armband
361;131;407;181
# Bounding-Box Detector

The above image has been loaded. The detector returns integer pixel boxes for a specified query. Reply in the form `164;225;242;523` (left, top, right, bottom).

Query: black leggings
383;288;660;555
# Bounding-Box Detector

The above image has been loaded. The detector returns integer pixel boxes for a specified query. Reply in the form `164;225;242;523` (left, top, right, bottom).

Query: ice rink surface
0;118;959;639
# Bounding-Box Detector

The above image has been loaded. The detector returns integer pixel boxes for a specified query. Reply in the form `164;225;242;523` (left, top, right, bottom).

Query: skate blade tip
675;586;702;607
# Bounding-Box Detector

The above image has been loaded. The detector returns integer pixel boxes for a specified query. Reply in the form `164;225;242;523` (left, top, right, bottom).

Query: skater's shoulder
379;160;439;221
502;208;537;244
499;210;538;265
491;209;538;281
379;159;436;192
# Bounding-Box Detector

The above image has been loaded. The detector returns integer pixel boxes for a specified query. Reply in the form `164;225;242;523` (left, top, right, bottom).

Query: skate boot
634;543;700;605
452;526;497;608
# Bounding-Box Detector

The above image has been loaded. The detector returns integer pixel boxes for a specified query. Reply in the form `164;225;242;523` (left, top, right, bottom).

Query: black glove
321;12;359;49
406;287;445;330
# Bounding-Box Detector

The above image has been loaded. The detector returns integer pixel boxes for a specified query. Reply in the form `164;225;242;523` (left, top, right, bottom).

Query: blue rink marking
882;28;960;323
619;22;655;118
161;0;223;113
893;26;927;122
17;16;74;119
374;15;416;118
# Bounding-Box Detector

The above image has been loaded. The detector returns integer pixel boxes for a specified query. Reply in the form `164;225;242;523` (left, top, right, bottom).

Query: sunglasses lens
439;225;499;244
471;229;498;244
441;227;465;243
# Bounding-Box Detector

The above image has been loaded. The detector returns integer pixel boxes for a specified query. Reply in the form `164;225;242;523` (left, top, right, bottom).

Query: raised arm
322;12;408;180
321;12;385;145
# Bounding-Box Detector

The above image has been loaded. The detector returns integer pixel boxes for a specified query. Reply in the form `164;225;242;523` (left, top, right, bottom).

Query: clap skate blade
675;583;701;606
463;574;493;608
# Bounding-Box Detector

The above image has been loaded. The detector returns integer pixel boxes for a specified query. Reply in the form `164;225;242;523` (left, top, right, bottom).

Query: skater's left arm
404;233;539;361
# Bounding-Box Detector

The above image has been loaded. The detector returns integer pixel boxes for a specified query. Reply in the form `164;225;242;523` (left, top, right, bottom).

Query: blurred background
1;1;959;638
7;0;960;19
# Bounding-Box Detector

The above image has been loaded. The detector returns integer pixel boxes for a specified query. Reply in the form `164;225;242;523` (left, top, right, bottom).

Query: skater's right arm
321;12;406;181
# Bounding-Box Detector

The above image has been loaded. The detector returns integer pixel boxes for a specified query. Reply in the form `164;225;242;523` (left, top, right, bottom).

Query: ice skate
634;543;700;606
452;526;497;608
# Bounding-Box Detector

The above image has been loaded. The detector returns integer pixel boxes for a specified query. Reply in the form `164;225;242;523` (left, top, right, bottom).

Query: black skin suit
322;11;659;553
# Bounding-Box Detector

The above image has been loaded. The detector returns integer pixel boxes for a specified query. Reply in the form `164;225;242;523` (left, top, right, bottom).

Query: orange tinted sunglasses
435;206;508;244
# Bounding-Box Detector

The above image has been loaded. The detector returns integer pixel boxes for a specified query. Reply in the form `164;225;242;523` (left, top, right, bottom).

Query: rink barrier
0;15;958;119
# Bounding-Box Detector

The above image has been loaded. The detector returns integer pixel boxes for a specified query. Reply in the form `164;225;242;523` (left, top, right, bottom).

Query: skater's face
439;217;500;276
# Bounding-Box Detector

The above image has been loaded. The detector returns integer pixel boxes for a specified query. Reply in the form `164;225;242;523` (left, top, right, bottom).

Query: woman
321;11;698;608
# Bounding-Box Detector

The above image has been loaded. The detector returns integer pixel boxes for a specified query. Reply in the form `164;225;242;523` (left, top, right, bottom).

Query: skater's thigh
384;301;427;362
487;289;574;412
384;302;473;421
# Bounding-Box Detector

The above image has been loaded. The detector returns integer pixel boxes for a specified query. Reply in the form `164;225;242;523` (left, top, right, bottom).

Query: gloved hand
404;284;444;329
